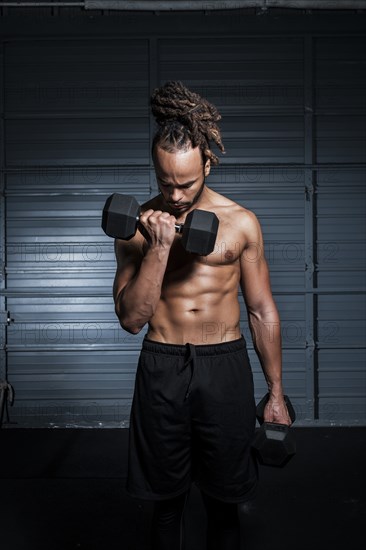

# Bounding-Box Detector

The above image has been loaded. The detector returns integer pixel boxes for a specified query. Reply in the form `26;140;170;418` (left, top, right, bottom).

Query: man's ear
204;159;211;177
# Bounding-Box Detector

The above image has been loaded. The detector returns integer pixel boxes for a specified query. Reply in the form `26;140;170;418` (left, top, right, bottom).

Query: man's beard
166;178;206;214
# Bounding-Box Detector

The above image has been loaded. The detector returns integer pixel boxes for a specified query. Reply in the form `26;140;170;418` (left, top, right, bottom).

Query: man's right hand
139;209;177;250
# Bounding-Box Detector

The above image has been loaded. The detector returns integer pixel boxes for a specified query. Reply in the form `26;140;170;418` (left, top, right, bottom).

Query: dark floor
0;427;365;550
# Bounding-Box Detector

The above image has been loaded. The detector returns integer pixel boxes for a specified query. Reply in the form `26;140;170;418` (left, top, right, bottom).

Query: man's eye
159;183;192;189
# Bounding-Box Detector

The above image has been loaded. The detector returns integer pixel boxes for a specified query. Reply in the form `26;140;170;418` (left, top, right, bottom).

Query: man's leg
201;492;240;550
151;491;190;550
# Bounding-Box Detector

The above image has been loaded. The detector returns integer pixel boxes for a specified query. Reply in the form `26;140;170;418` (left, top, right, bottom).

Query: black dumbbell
102;193;219;256
252;393;296;468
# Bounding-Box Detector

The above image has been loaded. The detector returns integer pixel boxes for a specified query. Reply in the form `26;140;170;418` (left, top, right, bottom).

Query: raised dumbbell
252;393;296;468
102;193;219;256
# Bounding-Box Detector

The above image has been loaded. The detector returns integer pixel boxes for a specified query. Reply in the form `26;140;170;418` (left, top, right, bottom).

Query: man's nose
170;188;183;202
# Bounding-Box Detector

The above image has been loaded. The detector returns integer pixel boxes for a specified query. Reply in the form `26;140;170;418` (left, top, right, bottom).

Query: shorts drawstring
179;343;197;400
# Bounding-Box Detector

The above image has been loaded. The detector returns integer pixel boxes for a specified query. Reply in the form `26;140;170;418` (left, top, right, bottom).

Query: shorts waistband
142;335;247;356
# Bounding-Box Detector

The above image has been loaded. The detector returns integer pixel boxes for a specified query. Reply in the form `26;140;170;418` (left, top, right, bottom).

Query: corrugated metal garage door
3;40;152;426
315;37;366;423
1;26;365;427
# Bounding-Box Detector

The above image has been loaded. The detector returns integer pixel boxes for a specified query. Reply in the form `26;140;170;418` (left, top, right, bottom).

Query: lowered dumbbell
252;393;296;468
102;193;219;256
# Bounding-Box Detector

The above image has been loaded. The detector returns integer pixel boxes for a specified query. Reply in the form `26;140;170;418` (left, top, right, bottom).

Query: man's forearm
115;245;170;333
248;309;284;397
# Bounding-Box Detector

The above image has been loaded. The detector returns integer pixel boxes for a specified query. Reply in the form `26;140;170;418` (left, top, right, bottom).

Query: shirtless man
113;81;291;550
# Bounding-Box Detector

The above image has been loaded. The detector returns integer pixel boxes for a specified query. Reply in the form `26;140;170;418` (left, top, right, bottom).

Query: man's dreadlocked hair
150;81;225;166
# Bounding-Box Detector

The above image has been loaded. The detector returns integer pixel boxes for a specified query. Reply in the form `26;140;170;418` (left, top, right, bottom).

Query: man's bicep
239;214;273;312
240;253;272;310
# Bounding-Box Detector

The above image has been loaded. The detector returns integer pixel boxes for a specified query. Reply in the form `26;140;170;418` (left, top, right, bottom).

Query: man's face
153;145;211;215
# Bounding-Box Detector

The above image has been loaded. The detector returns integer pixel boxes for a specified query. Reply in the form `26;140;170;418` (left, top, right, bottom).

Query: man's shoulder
209;189;259;229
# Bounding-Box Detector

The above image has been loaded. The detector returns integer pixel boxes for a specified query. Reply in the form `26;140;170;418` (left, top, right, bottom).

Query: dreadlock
150;81;225;166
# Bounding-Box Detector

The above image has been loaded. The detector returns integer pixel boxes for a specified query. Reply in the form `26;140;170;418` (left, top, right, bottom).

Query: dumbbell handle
133;214;184;234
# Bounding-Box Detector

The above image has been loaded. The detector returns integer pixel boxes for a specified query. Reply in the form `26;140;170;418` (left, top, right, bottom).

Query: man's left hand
263;394;292;426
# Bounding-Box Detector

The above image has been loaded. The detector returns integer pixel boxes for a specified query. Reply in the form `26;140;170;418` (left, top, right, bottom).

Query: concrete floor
0;427;365;550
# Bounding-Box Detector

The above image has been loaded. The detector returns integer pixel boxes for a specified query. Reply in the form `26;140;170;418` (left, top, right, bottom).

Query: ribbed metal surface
3;39;151;426
314;37;366;423
1;28;365;427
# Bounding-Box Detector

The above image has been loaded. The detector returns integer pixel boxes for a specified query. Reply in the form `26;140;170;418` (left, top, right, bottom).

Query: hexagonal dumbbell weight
252;393;296;467
102;193;219;256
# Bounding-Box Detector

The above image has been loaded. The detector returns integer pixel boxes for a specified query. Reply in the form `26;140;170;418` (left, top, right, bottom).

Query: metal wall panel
1;20;365;427
314;37;366;422
3;39;151;427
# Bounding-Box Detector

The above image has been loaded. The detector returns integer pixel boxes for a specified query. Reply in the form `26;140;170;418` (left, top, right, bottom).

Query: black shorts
126;335;258;503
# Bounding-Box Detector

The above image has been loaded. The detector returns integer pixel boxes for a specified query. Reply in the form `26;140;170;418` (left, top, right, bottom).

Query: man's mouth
170;203;188;210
